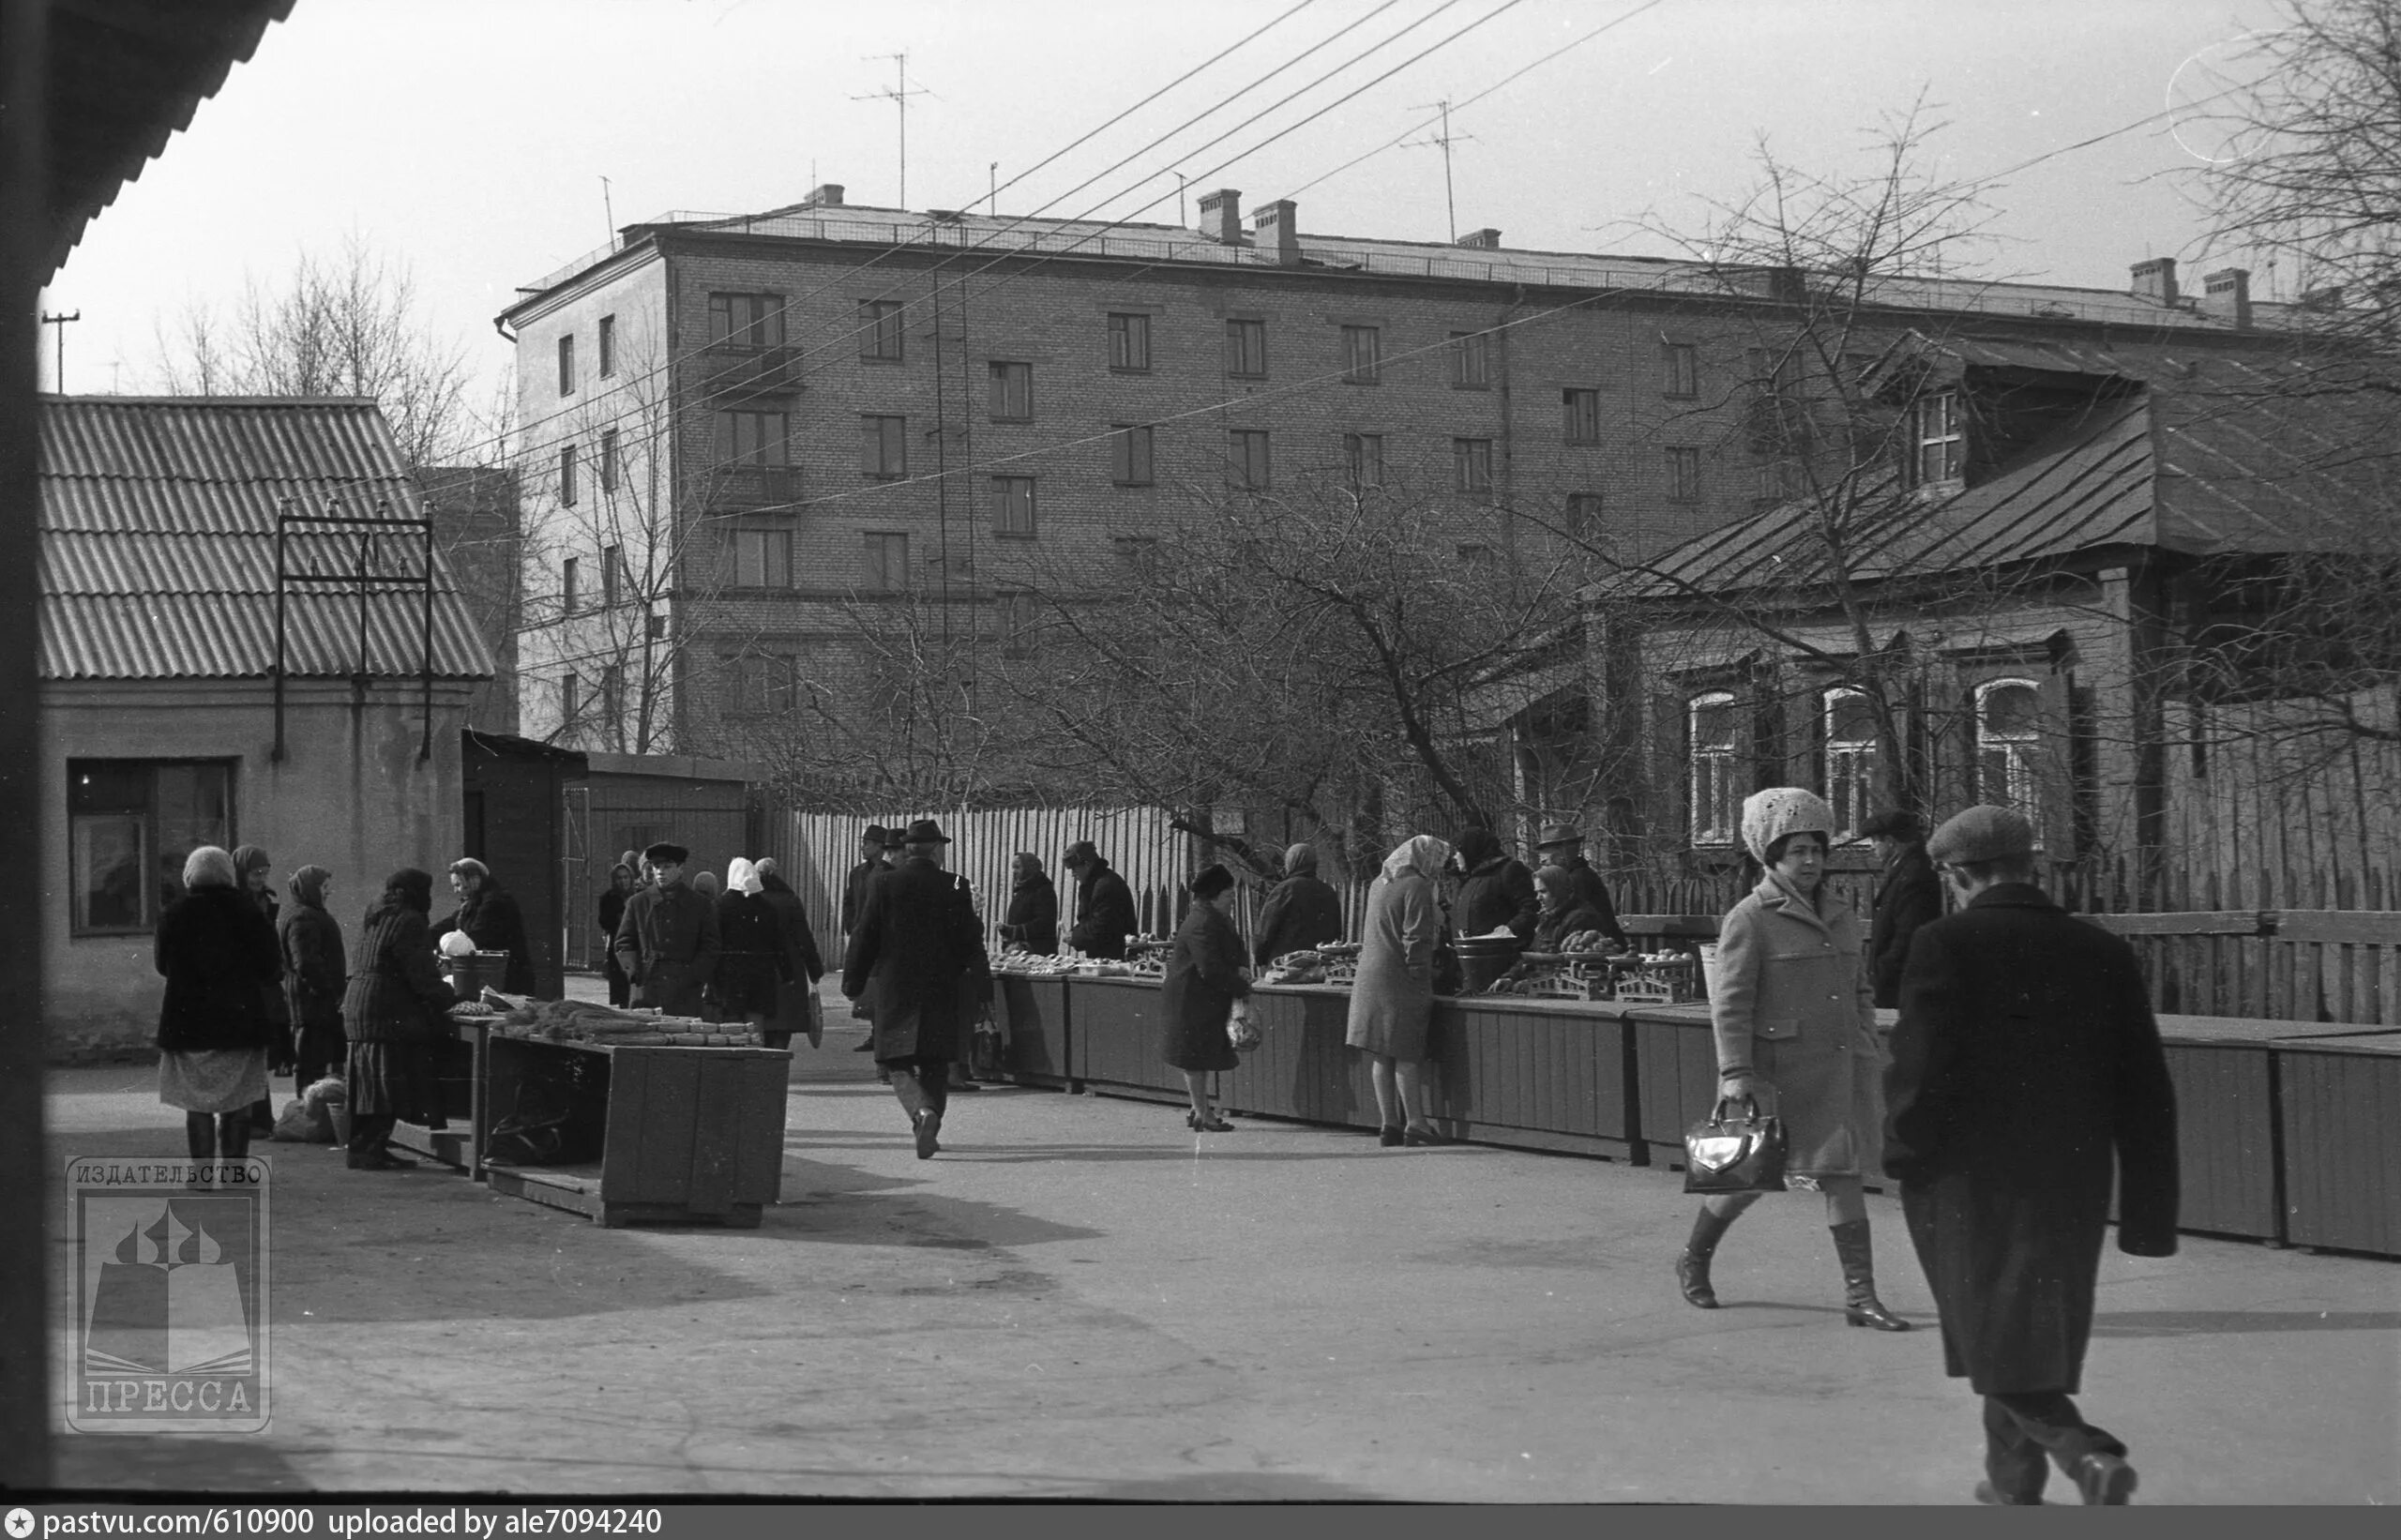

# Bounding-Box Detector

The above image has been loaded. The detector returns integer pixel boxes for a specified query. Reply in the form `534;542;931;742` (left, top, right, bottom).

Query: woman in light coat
1674;787;1910;1331
1345;834;1451;1148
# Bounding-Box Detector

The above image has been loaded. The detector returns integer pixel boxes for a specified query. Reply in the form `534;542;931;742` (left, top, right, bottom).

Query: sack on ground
271;1095;332;1143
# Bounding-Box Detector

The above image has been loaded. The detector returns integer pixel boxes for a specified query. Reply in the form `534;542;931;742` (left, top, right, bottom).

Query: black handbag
1682;1094;1789;1194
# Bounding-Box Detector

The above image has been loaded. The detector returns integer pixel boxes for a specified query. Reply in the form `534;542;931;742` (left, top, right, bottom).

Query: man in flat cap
1530;823;1627;948
1860;807;1942;1008
612;841;720;1019
842;819;993;1158
1884;805;2179;1505
1063;840;1138;959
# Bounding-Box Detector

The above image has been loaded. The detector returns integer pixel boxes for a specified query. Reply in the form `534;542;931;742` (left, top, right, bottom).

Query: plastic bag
1227;999;1261;1052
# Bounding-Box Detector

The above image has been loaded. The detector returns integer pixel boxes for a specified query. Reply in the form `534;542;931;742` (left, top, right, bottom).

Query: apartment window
1908;390;1965;487
989;361;1033;421
600;664;626;728
1823;688;1881;841
861;415;908;478
597;315;616;376
1563;491;1603;536
601;544;623;608
998;589;1038;657
1457;542;1496;572
1563;387;1602;445
1453;437;1493;494
717;410;791;467
1228;429;1271;490
599;428;620;493
1662;342;1698;400
858;299;904;361
1974;678;2043;831
1110;424;1155;487
1112;535;1159;571
1340;325;1382;385
1343;432;1384;489
991;476;1036;537
557;334;576;395
725;653;799;715
67;760;234;933
1449;330;1490;388
1755;460;1805;504
559;443;579;506
558;672;581;733
1226;319;1266;378
1665;445;1701;502
562;555;581;614
727;525;793;589
863;532;911;592
1688;690;1740;846
712;293;786;349
1107;311;1151;371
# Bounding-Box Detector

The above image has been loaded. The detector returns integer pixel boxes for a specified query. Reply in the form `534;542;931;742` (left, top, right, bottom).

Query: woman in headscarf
711;858;787;1040
1345;834;1452;1148
279;865;348;1091
1160;864;1250;1134
1253;841;1343;967
155;846;282;1170
749;858;826;1049
598;862;638;1005
434;857;536;995
229;844;290;1132
998;852;1059;956
342;869;459;1171
1672;787;1910;1331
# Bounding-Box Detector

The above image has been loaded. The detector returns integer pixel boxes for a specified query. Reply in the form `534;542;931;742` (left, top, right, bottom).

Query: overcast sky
42;0;2283;408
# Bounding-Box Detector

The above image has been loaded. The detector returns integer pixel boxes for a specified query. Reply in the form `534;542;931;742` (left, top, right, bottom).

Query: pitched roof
37;397;495;682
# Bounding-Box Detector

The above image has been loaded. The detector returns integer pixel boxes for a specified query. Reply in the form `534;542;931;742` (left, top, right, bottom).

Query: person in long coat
229;844;289;1135
751;857;826;1049
1064;840;1139;959
1531;823;1629;948
434;857;536;995
1451;826;1537;941
155;846;282;1168
1886;805;2179;1506
597;862;637;1006
1160;865;1250;1133
278;864;348;1090
341;868;459;1171
1345;834;1451;1148
1673;788;1911;1331
1529;865;1613;953
999;852;1060;956
710;857;788;1038
1252;842;1342;966
1860;808;1943;1009
841;820;993;1159
612;842;720;1018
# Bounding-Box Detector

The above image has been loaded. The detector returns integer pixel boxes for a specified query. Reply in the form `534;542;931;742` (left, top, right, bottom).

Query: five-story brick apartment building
498;184;2277;765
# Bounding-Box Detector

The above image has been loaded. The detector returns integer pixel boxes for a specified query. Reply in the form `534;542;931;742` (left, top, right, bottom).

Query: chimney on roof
1457;228;1502;249
1254;199;1300;266
2201;267;2253;328
2130;256;2180;307
1198;189;1243;246
803;183;845;207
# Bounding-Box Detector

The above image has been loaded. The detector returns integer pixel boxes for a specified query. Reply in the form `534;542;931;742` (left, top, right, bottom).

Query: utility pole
854;52;932;208
989;161;998;216
599;174;615;240
39;310;78;392
1403;101;1476;244
1176;172;1188;228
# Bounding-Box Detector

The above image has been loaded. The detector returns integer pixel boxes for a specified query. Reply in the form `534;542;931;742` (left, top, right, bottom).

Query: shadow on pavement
2091;1308;2401;1336
50;1431;315;1494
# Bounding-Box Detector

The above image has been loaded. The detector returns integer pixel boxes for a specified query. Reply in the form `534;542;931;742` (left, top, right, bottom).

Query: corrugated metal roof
37;398;494;680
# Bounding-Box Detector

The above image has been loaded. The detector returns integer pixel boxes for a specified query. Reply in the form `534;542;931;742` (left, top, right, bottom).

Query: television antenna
1403;100;1476;243
854;52;934;207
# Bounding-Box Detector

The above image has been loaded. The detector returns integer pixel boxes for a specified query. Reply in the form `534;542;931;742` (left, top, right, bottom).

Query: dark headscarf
369;868;435;927
288;865;332;910
1454;827;1503;870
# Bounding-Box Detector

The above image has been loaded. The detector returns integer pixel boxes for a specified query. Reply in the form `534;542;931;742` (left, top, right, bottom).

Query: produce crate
1612;959;1700;1004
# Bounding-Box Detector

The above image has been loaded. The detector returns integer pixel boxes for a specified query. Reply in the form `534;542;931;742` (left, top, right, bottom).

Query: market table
2271;1031;2401;1257
991;974;1072;1088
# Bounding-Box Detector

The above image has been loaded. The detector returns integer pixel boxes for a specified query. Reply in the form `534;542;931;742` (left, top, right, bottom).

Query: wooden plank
2279;1042;2401;1257
2273;911;2401;945
630;1049;702;1204
734;1051;789;1205
2163;1043;2279;1242
682;1056;740;1215
2085;911;2265;938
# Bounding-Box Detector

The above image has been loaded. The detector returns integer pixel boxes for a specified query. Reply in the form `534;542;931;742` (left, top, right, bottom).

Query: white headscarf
727;857;763;896
1380;835;1452;883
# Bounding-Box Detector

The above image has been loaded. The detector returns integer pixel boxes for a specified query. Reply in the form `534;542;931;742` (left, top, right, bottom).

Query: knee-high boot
217;1111;252;1162
185;1112;217;1162
1831;1217;1910;1331
1675;1206;1739;1308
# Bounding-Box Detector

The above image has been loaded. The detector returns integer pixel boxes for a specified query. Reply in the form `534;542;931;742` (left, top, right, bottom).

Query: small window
1563;387;1602;445
727;526;793;589
1340;325;1382;385
601;544;623;608
1662;342;1698;400
68;760;234;933
1112;535;1159;571
863;532;911;592
600;664;626;727
717;410;791;466
1228;429;1271;490
599;428;619;493
1823;688;1880;841
1665;445;1700;502
858;299;904;361
1457;542;1496;572
562;555;581;614
1453;437;1493;494
597;315;617;376
1108;311;1152;371
998;589;1038;657
558;673;581;734
1111;424;1155;487
725;653;799;715
559;443;579;506
1974;678;2044;835
1343;432;1384;489
1449;330;1490;388
557;334;576;395
862;415;908;478
1688;690;1739;846
711;293;786;349
992;476;1036;537
1564;491;1603;536
1226;319;1266;378
1908;390;1965;487
989;361;1033;421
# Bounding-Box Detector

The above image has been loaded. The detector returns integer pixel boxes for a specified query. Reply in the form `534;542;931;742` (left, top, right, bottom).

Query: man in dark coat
999;852;1060;956
1452;827;1537;942
612;842;721;1019
839;825;888;940
1530;823;1628;947
842;820;993;1159
1862;808;1943;1008
1885;805;2179;1506
1063;840;1137;959
1253;841;1343;966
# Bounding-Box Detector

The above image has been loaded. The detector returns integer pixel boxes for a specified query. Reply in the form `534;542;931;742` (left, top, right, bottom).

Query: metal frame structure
274;502;438;762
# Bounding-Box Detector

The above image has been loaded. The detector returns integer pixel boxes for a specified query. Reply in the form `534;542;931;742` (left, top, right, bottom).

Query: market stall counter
990;974;1072;1088
2273;1031;2401;1257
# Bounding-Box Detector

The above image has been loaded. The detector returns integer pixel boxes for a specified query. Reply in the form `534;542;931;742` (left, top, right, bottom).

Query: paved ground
38;983;2401;1502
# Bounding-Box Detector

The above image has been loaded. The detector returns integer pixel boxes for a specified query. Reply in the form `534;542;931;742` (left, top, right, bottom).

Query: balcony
700;464;803;511
697;345;805;403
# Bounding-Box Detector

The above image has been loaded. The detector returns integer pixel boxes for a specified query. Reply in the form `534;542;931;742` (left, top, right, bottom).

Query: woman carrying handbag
1673;787;1911;1332
1159;864;1248;1133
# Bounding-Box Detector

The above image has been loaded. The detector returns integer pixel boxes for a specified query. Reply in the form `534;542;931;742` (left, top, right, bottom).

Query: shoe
1402;1126;1448;1146
376;1149;419;1168
852;1037;877;1051
1379;1125;1405;1147
2072;1455;2136;1505
914;1109;943;1160
1193;1115;1233;1133
947;1078;983;1092
1974;1481;2040;1506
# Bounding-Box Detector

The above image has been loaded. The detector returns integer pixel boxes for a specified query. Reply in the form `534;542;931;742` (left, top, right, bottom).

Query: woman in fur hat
1673;787;1911;1331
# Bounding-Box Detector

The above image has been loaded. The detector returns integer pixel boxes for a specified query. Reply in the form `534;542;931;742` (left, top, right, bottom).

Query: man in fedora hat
1062;839;1137;960
1530;823;1627;948
612;841;720;1019
1860;807;1942;1008
841;824;893;1052
842;819;993;1158
1885;805;2179;1505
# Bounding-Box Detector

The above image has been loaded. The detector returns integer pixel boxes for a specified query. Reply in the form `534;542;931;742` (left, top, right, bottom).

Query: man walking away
612;841;720;1019
1530;823;1628;948
1861;808;1942;1009
1885;805;2178;1506
1253;842;1342;966
842;820;993;1159
841;825;890;1051
1063;840;1137;959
